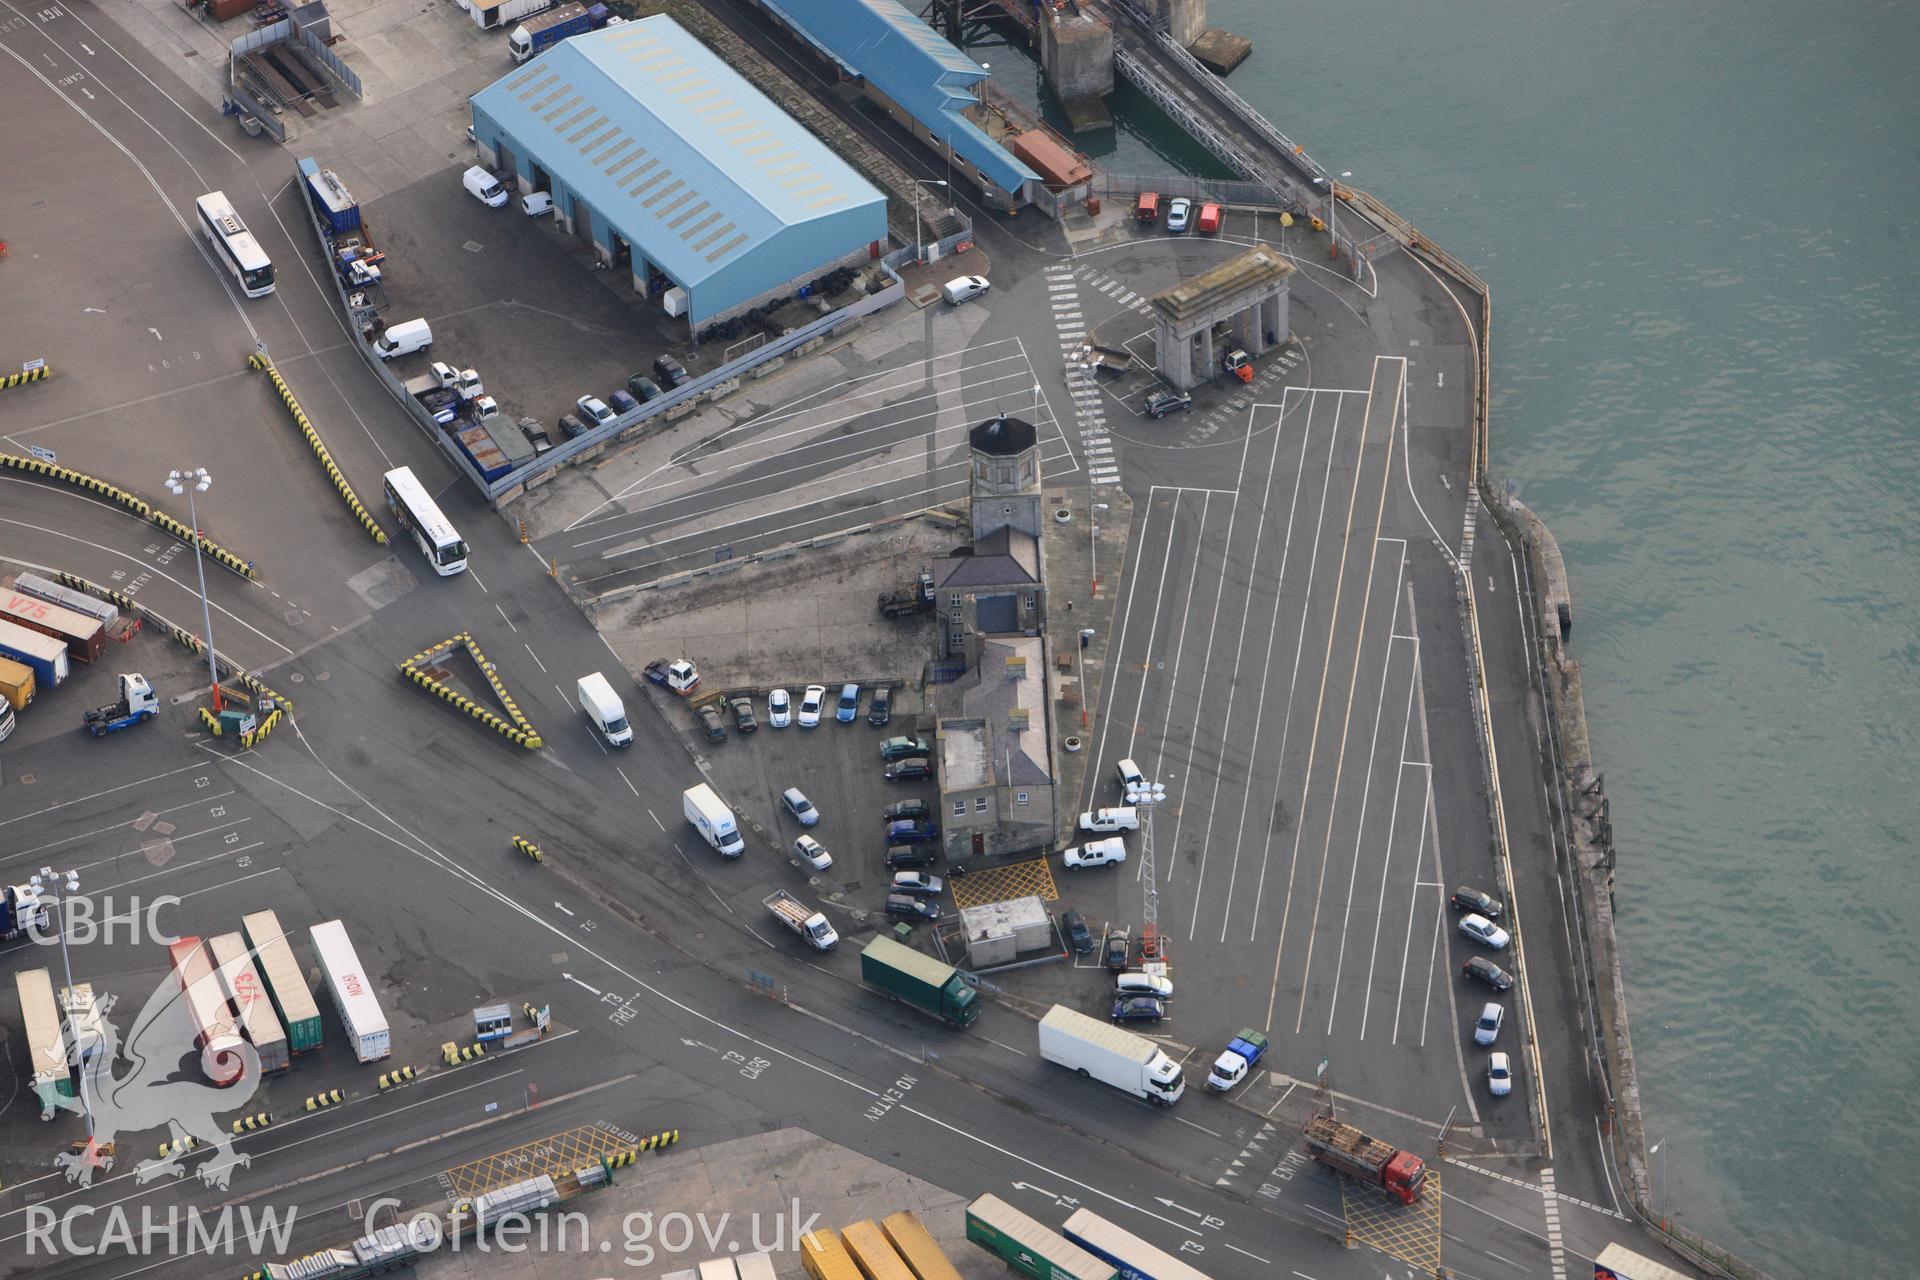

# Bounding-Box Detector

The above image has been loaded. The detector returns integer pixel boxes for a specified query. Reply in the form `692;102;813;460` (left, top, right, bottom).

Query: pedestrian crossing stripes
1052;272;1122;489
1072;265;1153;316
1460;503;1477;569
1441;1157;1624;1218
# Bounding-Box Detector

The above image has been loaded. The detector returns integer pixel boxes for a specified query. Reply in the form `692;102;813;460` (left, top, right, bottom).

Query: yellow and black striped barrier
512;836;544;863
249;353;387;545
604;1149;639;1171
147;510;257;580
240;707;281;748
639;1129;679;1153
378;1065;417;1090
0;365;51;390
303;1088;344;1112
442;1040;487;1065
229;1112;271;1135
1;452;150;518
521;1003;542;1022
199;706;222;735
158;1135;198;1158
398;631;543;750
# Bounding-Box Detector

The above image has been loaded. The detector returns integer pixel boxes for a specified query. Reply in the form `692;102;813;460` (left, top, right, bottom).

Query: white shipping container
207;931;290;1074
309;920;390;1062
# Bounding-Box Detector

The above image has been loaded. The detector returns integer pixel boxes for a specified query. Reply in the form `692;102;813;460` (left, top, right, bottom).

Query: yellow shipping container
840;1220;915;1280
800;1229;863;1280
880;1212;964;1280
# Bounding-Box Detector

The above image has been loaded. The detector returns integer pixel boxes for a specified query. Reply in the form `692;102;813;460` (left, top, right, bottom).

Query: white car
798;684;826;728
793;835;832;871
781;787;819;827
1063;837;1127;869
1473;1001;1504;1046
576;395;615;426
1487;1051;1513;1096
1114;971;1173;998
1078;806;1140;833
1115;757;1145;796
1459;913;1511;950
767;687;791;728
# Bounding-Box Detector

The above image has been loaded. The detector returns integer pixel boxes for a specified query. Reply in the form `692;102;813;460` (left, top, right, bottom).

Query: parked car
609;389;640;416
1473;1002;1505;1046
522;421;554;454
1078;806;1140;833
1114;972;1173;999
1450;886;1505;919
1196;202;1222;234
835;683;861;723
1165;197;1193;232
1487;1051;1513;1097
880;735;931;761
884;894;940;923
1102;926;1130;972
890;871;944;897
1458;913;1511;950
799;685;826;728
1061;909;1094;955
885;845;937;870
626;374;663;401
654;354;690;388
884;757;934;782
558;412;589;439
781;787;820;827
867;686;892;727
1063;837;1128;869
576;395;615;425
767;687;791;728
941;274;990;305
1111;995;1166;1023
886;818;940;844
884;799;931;823
792;835;832;871
1463;956;1515;991
694;700;726;743
1144;388;1192;419
730;695;757;733
1115;757;1145;795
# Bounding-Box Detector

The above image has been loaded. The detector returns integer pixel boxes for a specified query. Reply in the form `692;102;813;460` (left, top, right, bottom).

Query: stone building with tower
931;417;1057;862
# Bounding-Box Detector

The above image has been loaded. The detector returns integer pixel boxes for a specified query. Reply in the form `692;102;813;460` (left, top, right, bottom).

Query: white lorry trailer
1037;1004;1185;1106
577;672;633;746
309;920;390;1063
683;783;745;857
762;891;838;951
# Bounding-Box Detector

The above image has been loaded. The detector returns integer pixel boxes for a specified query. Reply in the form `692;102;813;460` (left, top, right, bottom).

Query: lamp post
33;867;95;1145
912;179;949;262
1316;170;1353;260
165;468;222;711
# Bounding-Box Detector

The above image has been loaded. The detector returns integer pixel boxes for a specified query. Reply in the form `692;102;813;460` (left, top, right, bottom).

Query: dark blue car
886;818;940;844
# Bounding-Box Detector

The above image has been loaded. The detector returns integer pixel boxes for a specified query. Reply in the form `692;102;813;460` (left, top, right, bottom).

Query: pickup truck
1207;1028;1269;1091
763;891;837;951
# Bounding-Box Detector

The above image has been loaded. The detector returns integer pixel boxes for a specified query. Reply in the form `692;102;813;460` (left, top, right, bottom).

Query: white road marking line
494;601;517;632
523;644;548;674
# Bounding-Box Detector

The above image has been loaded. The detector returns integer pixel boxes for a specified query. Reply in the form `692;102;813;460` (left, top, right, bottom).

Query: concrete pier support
1042;10;1114;132
1148;243;1294;392
1141;0;1207;49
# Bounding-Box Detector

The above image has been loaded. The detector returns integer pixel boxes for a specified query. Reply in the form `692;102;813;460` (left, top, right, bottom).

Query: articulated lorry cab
683;783;745;857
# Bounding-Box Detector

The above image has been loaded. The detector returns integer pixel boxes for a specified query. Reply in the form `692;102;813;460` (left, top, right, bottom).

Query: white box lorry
309;919;390;1063
577;672;633;746
1037;1004;1184;1106
683;783;745;858
763;891;838;951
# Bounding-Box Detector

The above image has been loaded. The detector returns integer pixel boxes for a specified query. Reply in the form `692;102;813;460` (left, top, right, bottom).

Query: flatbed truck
1301;1113;1426;1204
763;891;838;951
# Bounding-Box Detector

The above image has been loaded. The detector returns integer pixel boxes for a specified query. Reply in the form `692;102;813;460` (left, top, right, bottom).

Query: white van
576;672;632;746
520;190;554;217
1115;757;1145;795
373;318;432;360
462;165;508;208
1079;806;1140;833
941;274;990;305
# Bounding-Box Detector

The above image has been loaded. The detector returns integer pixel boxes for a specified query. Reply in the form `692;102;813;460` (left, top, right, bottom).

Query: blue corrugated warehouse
751;0;1041;210
469;16;887;329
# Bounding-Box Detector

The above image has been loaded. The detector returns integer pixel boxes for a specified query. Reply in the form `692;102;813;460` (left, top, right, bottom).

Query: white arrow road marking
560;972;601;996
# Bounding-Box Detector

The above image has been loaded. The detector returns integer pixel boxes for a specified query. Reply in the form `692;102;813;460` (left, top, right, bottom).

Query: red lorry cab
1135;191;1159;223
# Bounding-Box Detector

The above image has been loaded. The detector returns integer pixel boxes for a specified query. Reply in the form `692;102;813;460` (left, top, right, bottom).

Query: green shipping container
242;909;324;1054
964;1195;1114;1280
860;935;978;1028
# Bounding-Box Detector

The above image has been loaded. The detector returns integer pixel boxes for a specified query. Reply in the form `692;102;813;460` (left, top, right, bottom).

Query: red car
1196;202;1222;234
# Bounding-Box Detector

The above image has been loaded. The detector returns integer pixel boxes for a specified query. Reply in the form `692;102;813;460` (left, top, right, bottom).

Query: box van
1134;191;1160;223
373;318;432;360
1079;806;1140;833
576;672;632;746
520;190;553;217
462;166;508;208
941;275;990;305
